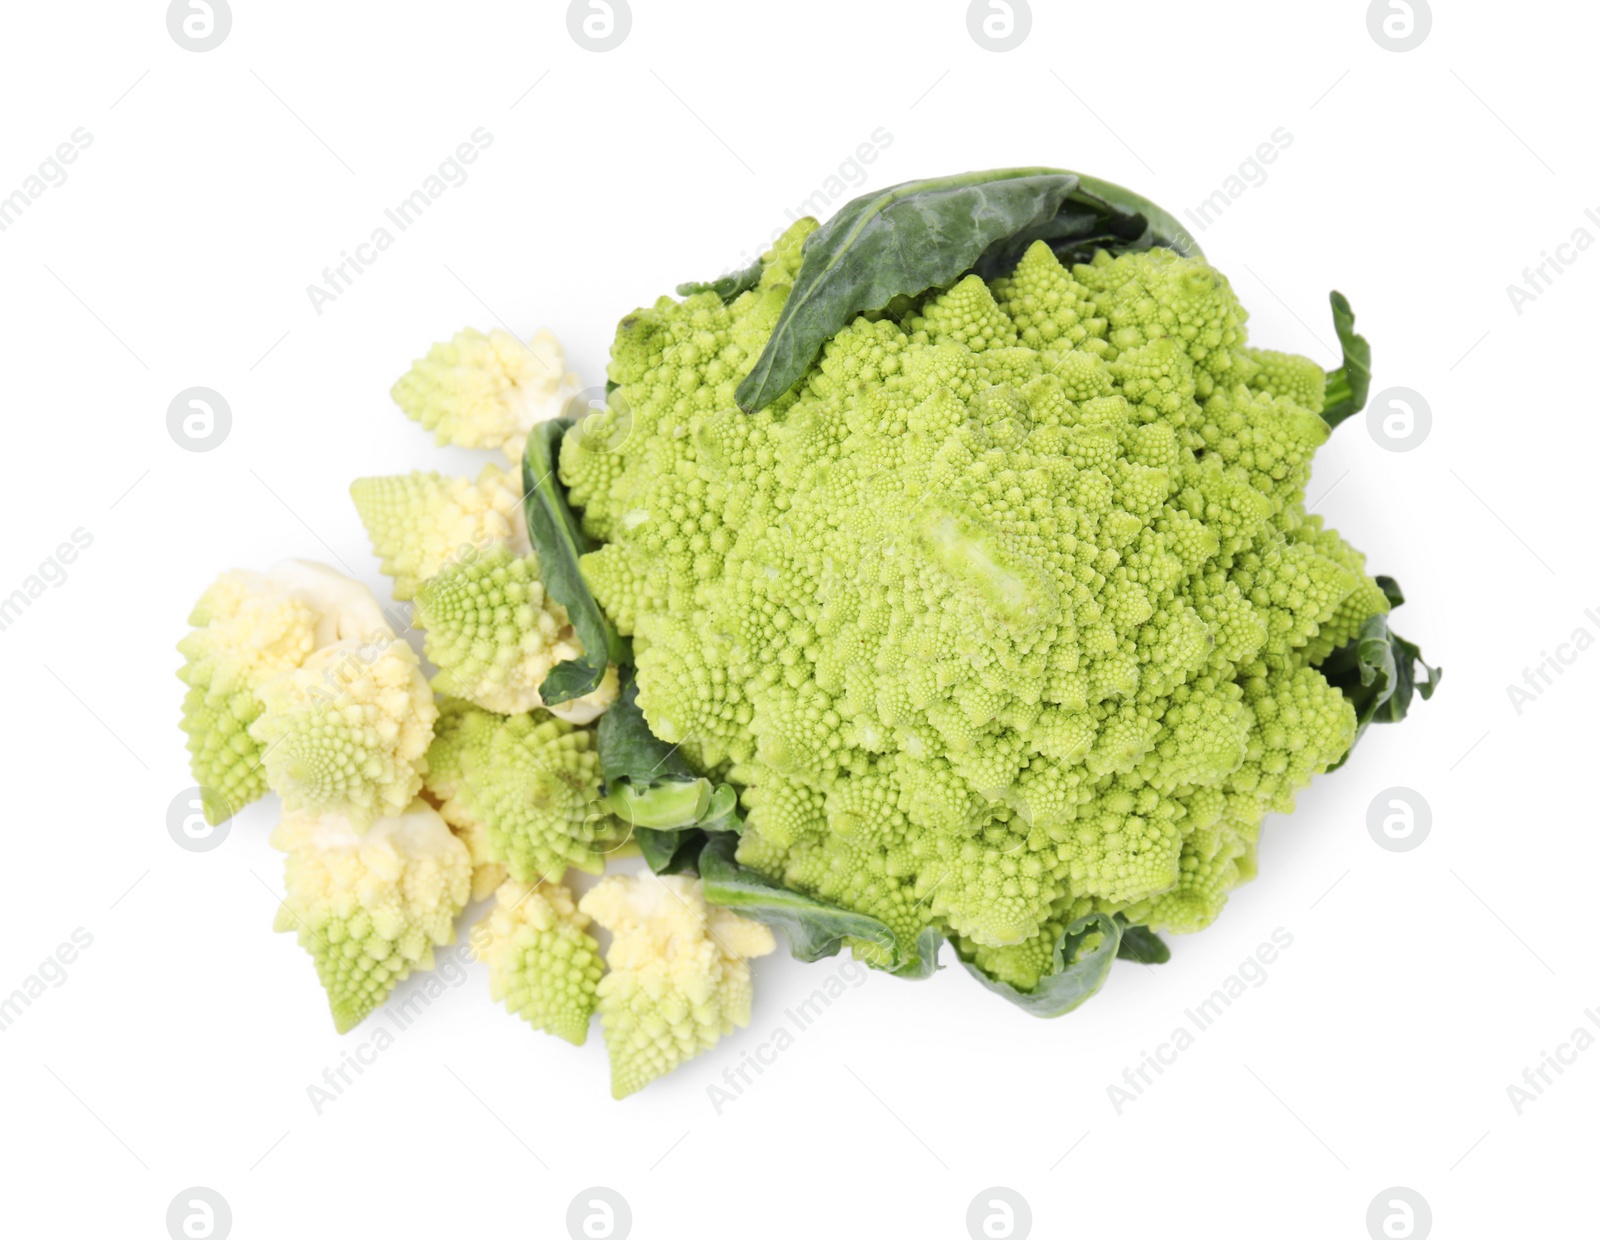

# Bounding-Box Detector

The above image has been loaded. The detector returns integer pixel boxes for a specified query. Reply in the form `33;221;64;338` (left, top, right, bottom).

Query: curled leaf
1321;581;1441;769
1322;291;1372;429
698;833;941;977
676;257;764;303
959;914;1122;1017
521;420;626;703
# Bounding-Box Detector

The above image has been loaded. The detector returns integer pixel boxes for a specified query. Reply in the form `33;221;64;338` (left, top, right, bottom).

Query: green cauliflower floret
177;560;434;826
414;545;618;719
473;877;603;1045
349;463;530;600
250;629;436;830
271;800;471;1033
564;226;1389;973
579;874;776;1098
177;569;319;820
422;700;625;881
390;327;581;463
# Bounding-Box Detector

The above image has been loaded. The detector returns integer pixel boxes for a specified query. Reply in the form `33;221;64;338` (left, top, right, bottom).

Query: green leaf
1321;291;1372;429
698;833;941;977
1320;588;1442;769
1115;921;1171;964
735;167;1199;413
970;171;1202;278
521;419;626;704
959;914;1122;1018
596;674;740;871
676;257;764;303
635;827;708;875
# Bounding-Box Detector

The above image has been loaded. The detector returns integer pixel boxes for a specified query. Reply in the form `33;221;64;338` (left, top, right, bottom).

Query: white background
1;1;1592;1237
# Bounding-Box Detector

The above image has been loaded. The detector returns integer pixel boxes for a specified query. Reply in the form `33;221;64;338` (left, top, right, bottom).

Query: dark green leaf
971;172;1202;277
596;674;739;871
676;257;765;303
698;833;942;977
736;168;1079;413
735;167;1201;413
636;827;708;875
1321;592;1441;769
597;673;695;785
1322;291;1372;429
959;914;1121;1017
1115;921;1171;964
521;420;626;704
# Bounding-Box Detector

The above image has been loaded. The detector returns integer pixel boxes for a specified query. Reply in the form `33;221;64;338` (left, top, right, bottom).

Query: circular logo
1366;387;1431;452
567;386;633;455
167;387;232;452
1366;1186;1432;1239
566;0;631;52
967;0;1031;51
1367;787;1430;853
566;1186;631;1239
966;1187;1032;1240
168;787;234;852
166;1187;232;1239
166;0;232;52
1366;1;1431;52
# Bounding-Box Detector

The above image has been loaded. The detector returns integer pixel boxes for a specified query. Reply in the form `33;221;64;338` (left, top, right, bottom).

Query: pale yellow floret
271;800;471;1033
473;878;603;1045
251;629;437;829
390;327;582;463
579;874;776;1098
350;464;532;600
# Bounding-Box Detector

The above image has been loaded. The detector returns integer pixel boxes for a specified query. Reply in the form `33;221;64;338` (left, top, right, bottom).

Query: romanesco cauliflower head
579;874;775;1098
564;228;1382;963
390;327;582;463
349;463;532;601
423;700;626;881
271;800;471;1033
473;878;603;1045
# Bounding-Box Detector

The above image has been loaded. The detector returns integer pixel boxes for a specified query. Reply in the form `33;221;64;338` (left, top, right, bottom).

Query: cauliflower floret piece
579;874;776;1098
473;878;603;1045
271;800;471;1033
177;560;418;823
350;463;531;601
390;327;581;463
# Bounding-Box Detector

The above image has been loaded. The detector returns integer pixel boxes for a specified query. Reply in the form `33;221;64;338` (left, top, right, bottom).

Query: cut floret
390;327;581;463
250;634;436;830
177;561;408;823
579;874;776;1098
271;801;471;1033
473;878;603;1044
423;701;625;880
350;464;531;600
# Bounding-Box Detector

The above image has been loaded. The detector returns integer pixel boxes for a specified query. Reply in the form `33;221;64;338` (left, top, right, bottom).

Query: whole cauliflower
562;224;1389;977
